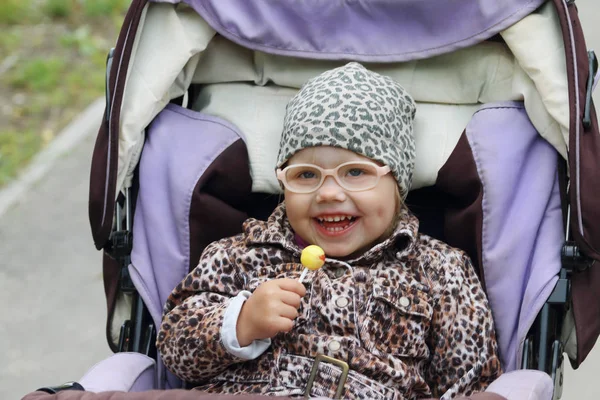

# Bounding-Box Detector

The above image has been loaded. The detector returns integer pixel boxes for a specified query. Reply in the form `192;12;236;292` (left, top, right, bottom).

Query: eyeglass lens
284;163;380;192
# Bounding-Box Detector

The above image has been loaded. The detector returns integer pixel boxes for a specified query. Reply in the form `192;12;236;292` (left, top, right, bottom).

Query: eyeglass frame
276;161;391;194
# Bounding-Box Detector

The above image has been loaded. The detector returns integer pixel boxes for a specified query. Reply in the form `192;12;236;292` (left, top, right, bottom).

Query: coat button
334;268;345;278
335;297;349;308
328;340;341;352
399;296;410;307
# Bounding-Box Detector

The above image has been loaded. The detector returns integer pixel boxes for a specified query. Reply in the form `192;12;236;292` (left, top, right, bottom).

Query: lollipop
299;245;325;283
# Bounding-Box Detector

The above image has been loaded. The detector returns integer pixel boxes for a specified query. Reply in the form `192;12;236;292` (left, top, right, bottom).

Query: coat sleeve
156;239;253;383
425;253;503;398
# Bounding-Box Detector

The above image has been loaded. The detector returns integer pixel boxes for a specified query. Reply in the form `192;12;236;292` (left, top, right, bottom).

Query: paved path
0;102;110;400
1;1;600;399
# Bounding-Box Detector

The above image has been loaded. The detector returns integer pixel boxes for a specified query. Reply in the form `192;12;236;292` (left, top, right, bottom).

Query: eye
346;168;366;177
298;171;317;179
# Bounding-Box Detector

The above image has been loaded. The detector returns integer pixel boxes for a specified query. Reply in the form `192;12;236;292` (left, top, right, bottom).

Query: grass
44;0;72;19
0;1;34;25
9;57;67;91
0;129;42;186
0;0;129;186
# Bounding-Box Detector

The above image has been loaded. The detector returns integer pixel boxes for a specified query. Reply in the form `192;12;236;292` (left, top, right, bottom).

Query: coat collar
244;202;420;265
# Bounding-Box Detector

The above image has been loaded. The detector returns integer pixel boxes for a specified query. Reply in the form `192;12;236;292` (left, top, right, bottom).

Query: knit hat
276;62;416;198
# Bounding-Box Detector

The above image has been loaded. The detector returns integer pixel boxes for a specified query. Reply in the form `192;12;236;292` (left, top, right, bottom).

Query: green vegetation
9;58;67;91
0;0;34;25
83;0;130;17
0;0;129;186
44;0;72;19
0;129;42;186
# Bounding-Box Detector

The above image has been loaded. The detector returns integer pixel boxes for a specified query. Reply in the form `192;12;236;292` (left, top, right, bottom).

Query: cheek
378;182;399;218
284;193;308;226
362;191;397;226
357;196;391;222
374;202;396;224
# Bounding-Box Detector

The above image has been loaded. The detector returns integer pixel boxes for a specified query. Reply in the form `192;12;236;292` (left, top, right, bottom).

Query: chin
321;244;357;259
326;250;351;258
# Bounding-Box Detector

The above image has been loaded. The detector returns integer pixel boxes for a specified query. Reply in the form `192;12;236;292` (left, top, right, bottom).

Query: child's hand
236;278;306;347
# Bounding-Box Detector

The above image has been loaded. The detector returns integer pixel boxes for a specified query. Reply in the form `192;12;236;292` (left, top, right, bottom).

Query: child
157;63;503;399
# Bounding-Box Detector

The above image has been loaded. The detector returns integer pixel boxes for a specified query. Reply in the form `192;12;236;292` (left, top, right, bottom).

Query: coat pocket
363;283;433;358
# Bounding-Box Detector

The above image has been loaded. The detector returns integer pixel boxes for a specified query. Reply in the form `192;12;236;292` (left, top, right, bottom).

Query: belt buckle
305;354;349;399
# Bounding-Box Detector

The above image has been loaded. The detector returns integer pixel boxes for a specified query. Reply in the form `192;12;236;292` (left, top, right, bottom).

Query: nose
315;176;346;203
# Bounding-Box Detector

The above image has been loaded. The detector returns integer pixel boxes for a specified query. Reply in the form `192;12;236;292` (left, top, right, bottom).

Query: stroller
24;0;600;399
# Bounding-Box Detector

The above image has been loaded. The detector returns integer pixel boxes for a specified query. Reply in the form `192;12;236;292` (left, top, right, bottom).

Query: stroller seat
38;99;557;399
25;0;600;398
130;98;561;395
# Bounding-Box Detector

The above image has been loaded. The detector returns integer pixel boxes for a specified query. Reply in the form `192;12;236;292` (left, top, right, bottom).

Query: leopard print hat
276;62;417;199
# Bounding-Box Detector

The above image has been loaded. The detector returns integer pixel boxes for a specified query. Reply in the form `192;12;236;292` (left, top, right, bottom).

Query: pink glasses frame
276;161;391;194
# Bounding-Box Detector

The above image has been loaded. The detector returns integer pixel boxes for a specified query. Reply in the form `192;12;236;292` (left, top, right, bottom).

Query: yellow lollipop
299;245;325;282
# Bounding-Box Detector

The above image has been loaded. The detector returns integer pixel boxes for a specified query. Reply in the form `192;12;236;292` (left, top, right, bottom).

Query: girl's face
284;147;400;259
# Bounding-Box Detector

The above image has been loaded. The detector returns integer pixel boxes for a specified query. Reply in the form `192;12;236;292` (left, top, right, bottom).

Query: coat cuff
221;291;271;359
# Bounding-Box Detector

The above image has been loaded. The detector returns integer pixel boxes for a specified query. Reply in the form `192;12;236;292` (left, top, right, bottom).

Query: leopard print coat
157;203;502;399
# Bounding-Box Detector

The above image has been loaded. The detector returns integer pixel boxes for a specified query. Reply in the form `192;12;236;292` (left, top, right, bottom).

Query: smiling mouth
315;215;358;232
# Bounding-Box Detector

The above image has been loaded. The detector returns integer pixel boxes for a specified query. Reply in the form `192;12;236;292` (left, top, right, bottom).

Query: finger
278;303;299;320
276;278;307;297
275;316;295;333
279;291;302;308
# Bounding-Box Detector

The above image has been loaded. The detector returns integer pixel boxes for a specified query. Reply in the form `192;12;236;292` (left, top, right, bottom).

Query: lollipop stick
298;268;308;283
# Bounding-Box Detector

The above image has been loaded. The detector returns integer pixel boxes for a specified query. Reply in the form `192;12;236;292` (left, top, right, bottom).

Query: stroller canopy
115;0;568;196
184;0;546;61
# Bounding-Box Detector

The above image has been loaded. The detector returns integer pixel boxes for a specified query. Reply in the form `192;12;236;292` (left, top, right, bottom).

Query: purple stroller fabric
151;0;545;62
129;104;245;388
465;102;562;371
128;101;562;387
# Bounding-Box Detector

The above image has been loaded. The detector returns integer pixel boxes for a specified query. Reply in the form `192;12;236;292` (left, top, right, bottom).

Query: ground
0;0;129;186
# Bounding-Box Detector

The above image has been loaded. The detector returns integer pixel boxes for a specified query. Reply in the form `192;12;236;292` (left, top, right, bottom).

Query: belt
277;353;399;400
306;355;349;399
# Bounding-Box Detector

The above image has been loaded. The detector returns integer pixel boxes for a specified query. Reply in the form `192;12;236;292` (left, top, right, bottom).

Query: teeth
317;215;353;222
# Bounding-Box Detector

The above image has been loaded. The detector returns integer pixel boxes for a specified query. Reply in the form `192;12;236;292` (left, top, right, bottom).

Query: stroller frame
103;0;597;396
32;0;600;399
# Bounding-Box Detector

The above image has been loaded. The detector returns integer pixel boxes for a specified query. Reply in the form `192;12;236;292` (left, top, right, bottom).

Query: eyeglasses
276;161;391;194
